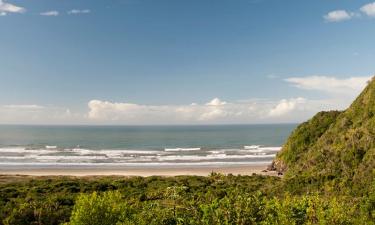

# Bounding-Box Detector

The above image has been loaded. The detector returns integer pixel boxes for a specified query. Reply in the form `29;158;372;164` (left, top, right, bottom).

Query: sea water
0;124;296;168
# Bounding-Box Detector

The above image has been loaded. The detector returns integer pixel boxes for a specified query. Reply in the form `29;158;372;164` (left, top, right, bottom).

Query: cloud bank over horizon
0;76;371;125
285;76;371;95
86;97;309;124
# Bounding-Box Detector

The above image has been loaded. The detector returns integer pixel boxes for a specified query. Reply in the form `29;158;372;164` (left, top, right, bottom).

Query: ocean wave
0;161;271;167
244;145;261;150
168;154;275;161
164;147;201;152
0;145;280;165
259;147;281;151
0;153;275;162
242;146;281;153
125;154;276;162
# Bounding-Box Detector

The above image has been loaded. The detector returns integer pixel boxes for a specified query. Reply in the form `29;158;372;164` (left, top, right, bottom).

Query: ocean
0;124;296;168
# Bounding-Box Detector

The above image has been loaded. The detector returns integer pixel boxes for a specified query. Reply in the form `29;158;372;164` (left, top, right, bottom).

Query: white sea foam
129;154;276;162
70;148;163;155
244;145;261;150
164;147;201;152
209;150;224;154
0;145;279;165
0;147;30;153
242;146;281;153
208;149;239;153
97;149;163;155
259;147;281;151
0;161;271;167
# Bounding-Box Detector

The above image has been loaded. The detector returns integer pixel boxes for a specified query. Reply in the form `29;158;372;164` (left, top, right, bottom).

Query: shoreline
0;165;276;177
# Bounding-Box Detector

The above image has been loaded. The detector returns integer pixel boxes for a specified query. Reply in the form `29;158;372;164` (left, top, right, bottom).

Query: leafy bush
3;195;71;225
0;175;374;224
67;191;131;225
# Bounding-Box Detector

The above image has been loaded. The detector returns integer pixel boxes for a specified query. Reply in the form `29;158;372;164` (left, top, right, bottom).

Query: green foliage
67;191;131;225
199;191;265;224
0;175;280;225
263;194;355;225
275;110;341;171
0;175;373;225
360;179;375;223
3;195;71;225
275;78;375;195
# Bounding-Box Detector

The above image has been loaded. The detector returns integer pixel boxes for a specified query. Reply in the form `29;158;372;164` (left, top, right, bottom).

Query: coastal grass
0;174;374;225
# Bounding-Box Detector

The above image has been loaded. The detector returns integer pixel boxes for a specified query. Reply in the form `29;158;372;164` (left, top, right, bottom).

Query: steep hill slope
274;77;375;194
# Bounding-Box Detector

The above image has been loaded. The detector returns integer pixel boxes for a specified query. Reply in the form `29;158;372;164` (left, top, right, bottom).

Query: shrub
67;191;131;225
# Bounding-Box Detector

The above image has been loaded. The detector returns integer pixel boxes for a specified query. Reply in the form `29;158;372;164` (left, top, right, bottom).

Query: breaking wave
0;145;281;167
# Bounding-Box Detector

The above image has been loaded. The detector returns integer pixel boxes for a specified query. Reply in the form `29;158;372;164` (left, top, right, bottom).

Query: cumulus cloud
87;100;146;121
198;108;228;121
325;2;375;21
3;75;372;125
40;11;59;16
0;0;25;16
205;98;227;106
285;76;371;95
324;10;354;22
67;9;90;15
269;98;306;117
361;2;375;17
282;75;374;118
87;98;313;124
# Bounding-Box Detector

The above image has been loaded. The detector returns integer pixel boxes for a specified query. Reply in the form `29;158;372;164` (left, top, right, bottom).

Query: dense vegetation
0;174;280;224
1;78;375;224
274;78;375;196
0;174;374;225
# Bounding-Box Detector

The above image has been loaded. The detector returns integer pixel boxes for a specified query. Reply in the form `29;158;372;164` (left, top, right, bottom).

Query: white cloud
198;108;228;121
0;0;25;15
285;76;371;95
282;75;374;118
360;2;375;17
67;9;90;15
324;10;354;22
40;11;59;16
205;98;227;106
3;75;372;125
269;98;306;117
1;82;367;125
3;104;45;110
87;100;144;121
87;98;313;124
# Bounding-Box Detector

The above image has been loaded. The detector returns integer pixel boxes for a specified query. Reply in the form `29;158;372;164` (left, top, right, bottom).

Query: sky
0;0;374;125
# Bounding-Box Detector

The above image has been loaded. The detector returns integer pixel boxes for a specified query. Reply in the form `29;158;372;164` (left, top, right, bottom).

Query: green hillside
274;77;375;194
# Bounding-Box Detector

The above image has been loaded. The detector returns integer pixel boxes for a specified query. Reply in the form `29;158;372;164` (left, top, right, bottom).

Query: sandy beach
0;165;276;177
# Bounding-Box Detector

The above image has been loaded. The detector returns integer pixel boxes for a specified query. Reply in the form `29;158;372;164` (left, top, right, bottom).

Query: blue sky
0;0;374;124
